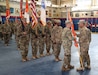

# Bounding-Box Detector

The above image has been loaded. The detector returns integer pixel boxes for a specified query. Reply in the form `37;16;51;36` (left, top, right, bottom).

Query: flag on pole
24;0;30;23
6;0;10;19
40;0;46;26
20;0;23;18
30;0;38;28
68;11;78;47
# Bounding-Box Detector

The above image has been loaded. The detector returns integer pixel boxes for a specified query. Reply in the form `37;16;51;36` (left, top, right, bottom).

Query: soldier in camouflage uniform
51;19;62;62
77;20;91;71
62;21;74;71
2;20;11;46
8;20;14;39
38;21;45;57
0;21;3;40
51;24;55;53
14;20;21;50
30;23;39;59
44;20;52;55
17;18;30;62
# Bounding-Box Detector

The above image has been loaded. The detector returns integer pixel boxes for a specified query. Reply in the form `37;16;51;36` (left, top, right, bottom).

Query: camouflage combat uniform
0;22;3;40
14;22;21;49
2;22;11;45
51;25;62;59
10;21;14;39
44;24;52;54
38;23;45;57
17;23;30;60
62;27;73;68
30;24;38;58
77;27;91;68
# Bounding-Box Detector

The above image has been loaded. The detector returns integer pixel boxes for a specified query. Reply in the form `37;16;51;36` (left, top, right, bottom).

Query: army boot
22;57;27;62
77;67;85;71
68;65;74;69
55;57;62;62
32;56;36;59
85;65;91;70
62;66;70;71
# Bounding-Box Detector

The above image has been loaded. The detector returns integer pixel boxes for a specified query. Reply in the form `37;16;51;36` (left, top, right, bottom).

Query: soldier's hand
53;42;56;44
74;37;76;40
23;32;27;35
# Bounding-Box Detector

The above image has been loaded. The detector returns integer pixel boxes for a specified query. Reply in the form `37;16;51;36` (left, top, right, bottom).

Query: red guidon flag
24;0;30;23
6;0;10;19
20;0;23;18
68;11;78;47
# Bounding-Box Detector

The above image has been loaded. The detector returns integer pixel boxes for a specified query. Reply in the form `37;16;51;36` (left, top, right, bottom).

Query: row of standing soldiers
0;18;91;71
13;18;63;63
0;19;62;62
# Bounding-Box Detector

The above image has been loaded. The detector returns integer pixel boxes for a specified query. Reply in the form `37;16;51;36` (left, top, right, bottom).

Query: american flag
30;0;38;28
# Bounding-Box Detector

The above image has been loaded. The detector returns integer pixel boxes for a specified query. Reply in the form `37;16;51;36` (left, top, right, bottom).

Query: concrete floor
0;33;98;75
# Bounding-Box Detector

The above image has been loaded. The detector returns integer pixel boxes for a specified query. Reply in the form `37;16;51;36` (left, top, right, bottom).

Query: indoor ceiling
51;0;73;5
9;0;73;5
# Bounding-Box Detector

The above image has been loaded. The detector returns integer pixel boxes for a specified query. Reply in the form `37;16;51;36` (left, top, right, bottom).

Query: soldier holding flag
17;18;30;62
77;20;91;71
62;21;74;71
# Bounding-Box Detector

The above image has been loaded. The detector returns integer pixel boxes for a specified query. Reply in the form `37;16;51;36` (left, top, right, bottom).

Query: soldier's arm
2;25;5;33
87;29;91;43
66;30;73;41
79;30;87;43
17;25;23;37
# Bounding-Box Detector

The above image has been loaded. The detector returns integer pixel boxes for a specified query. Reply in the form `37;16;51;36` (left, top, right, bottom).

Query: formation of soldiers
0;18;91;72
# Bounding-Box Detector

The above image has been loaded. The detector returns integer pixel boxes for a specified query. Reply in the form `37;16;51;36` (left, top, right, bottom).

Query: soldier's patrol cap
53;19;61;24
65;20;71;24
78;20;85;24
47;20;52;24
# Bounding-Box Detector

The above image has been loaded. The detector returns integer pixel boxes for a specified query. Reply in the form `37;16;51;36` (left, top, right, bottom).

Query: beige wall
0;0;98;18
